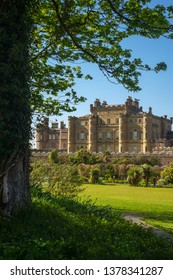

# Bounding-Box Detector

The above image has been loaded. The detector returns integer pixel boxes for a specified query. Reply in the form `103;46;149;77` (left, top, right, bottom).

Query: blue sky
52;0;173;127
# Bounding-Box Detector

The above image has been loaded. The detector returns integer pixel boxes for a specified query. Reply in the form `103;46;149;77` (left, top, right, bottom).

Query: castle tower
142;113;148;153
88;115;97;152
68;117;76;153
35;117;49;149
118;115;123;153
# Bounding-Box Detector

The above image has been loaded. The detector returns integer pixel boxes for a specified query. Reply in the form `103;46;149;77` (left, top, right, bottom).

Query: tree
1;0;173;216
90;168;101;184
0;0;32;216
140;164;153;187
127;166;142;186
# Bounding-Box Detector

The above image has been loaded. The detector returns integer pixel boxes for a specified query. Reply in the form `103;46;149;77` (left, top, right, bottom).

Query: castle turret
88;115;97;152
68;117;76;153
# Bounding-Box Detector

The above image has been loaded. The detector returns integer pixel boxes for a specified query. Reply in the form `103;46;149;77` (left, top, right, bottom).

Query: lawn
81;183;173;233
1;188;173;260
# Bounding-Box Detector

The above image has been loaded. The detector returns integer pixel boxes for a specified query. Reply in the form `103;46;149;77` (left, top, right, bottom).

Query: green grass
1;187;173;260
82;184;173;215
81;183;173;232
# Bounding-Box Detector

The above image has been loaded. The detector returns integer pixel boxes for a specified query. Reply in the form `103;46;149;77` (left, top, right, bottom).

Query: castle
36;97;173;154
36;118;68;150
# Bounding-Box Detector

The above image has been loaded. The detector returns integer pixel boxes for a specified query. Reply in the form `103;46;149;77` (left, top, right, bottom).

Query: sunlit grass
82;184;173;215
81;183;173;233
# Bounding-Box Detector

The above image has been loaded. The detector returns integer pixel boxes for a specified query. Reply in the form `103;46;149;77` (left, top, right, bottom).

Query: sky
47;0;173;130
54;36;173;126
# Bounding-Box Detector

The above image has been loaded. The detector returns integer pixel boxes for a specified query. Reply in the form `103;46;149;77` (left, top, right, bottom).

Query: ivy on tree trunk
0;0;32;216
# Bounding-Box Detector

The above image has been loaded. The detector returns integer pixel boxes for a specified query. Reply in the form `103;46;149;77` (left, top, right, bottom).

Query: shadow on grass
1;188;173;260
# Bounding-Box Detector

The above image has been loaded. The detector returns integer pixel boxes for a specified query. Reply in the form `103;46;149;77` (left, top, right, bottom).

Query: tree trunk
0;0;32;216
0;149;31;217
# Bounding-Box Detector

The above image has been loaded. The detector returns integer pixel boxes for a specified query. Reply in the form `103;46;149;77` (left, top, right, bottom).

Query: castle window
80;131;84;140
49;134;52;140
40;135;43;140
115;131;119;139
52;134;55;140
98;118;102;126
107;119;110;125
98;132;102;140
116;118;119;124
129;132;132;140
134;130;138;140
106;131;111;140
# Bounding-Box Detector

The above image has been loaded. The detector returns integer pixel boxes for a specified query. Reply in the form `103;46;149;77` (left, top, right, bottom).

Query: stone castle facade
36;117;68;150
36;97;173;154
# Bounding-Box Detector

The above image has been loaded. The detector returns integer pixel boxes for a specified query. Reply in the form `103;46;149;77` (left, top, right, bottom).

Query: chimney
125;96;132;107
94;99;101;108
133;98;139;108
60;121;65;129
148;107;152;114
52;122;58;129
102;101;107;107
43;117;49;127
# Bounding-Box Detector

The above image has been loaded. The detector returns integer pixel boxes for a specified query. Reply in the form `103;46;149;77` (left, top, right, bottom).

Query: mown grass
81;184;173;215
81;183;173;233
1;187;173;260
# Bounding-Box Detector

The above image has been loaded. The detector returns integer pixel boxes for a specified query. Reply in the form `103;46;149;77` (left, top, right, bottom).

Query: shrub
100;163;118;182
156;178;168;187
90;168;101;184
78;164;91;179
30;160;83;197
48;149;59;164
161;163;173;184
69;149;101;164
